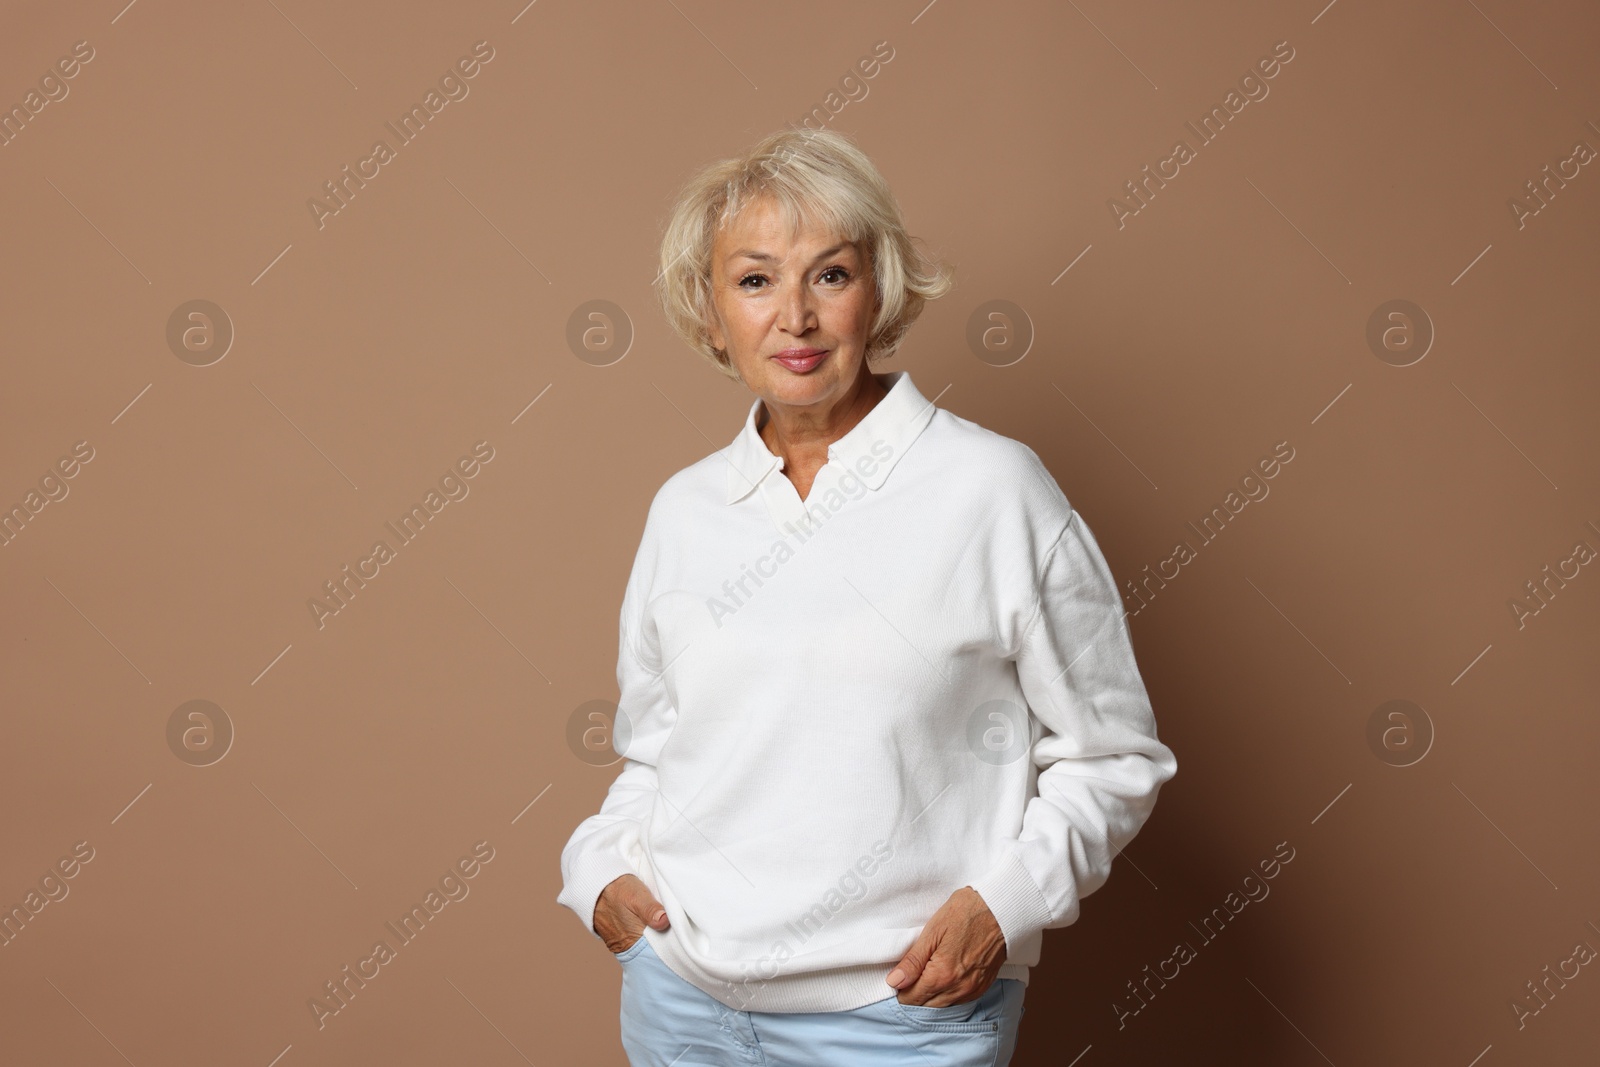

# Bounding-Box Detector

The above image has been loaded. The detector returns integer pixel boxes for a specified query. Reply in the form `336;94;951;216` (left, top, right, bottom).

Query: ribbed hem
643;928;1033;1013
555;853;640;942
967;850;1056;957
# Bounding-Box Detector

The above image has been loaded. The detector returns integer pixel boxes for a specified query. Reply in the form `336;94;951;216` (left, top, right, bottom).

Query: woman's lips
771;349;829;373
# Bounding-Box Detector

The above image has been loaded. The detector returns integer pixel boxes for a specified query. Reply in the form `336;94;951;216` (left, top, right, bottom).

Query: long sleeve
968;508;1178;954
555;505;680;940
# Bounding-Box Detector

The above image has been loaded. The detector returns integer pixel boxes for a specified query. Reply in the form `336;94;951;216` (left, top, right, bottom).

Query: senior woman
557;127;1177;1067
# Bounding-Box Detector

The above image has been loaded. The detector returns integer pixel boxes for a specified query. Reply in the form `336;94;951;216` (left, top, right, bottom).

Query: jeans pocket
892;982;1006;1034
612;933;649;963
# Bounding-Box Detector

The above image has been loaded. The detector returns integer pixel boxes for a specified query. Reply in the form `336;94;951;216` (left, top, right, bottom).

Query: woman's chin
757;359;870;405
762;373;840;407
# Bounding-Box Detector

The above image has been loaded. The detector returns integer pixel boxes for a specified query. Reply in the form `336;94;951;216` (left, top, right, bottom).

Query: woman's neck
758;368;889;496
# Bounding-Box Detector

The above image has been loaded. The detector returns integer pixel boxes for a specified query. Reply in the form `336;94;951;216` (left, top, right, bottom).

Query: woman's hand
594;873;670;954
887;886;1008;1006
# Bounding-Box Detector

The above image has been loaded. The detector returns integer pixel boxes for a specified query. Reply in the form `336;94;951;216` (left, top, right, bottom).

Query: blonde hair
655;127;953;380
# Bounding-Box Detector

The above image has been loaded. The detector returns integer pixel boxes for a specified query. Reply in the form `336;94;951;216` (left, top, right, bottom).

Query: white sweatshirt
556;369;1177;1013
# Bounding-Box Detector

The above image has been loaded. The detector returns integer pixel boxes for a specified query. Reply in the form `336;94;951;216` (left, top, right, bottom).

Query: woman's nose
778;283;815;334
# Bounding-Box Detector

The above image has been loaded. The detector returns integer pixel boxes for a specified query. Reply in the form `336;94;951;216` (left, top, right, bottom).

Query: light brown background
2;0;1597;1064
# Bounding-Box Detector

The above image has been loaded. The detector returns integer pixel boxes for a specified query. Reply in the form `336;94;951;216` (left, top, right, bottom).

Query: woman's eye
819;267;849;284
738;273;768;288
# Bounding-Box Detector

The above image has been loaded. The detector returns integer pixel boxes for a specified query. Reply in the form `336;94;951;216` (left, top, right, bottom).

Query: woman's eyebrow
728;243;851;263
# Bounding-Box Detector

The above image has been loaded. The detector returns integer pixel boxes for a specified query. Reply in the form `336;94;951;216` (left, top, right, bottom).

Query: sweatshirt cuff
968;849;1057;955
557;851;641;941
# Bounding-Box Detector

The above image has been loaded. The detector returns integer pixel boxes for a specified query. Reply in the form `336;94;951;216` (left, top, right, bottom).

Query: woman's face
705;196;880;413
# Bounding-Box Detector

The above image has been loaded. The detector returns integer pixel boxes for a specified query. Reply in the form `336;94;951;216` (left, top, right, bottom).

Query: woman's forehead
715;214;856;260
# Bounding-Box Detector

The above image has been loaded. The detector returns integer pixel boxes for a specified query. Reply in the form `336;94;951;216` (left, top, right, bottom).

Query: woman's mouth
771;348;829;373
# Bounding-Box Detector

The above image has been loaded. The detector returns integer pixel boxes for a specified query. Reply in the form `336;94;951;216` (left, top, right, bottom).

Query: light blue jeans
615;934;1026;1066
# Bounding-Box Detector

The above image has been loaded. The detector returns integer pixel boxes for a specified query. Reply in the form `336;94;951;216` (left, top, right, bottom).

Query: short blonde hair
655;127;953;379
